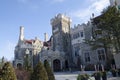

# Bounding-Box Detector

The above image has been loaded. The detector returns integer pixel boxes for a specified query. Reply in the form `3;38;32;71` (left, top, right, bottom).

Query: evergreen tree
31;61;48;80
0;57;5;69
24;53;32;71
85;6;120;69
1;57;5;64
44;60;55;80
93;6;120;53
2;62;17;80
0;69;2;80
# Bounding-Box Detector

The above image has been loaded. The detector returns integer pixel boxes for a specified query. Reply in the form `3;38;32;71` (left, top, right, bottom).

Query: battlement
50;13;72;25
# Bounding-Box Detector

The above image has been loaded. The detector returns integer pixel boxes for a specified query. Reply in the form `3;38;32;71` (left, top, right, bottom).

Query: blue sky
0;0;110;60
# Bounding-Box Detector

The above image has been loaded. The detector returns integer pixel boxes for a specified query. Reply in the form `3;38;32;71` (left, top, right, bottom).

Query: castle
14;14;107;71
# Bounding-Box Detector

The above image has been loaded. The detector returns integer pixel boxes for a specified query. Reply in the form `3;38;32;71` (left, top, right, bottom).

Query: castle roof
25;40;35;44
43;36;52;47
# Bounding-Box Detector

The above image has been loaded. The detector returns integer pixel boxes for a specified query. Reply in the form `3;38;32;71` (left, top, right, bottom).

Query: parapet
50;13;72;25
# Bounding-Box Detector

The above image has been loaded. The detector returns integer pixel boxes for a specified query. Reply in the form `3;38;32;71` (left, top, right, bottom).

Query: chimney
44;33;48;42
19;26;24;41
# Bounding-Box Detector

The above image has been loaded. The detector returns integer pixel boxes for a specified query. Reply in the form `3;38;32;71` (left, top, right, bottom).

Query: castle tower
50;14;73;68
50;13;72;51
19;26;24;41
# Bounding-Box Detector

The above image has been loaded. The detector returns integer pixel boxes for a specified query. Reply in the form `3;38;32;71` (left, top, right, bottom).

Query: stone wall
114;53;120;68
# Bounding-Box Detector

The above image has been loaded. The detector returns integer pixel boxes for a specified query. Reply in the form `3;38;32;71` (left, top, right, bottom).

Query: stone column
61;60;62;70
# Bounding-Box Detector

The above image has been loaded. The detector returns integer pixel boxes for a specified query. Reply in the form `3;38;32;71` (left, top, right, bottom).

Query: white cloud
90;0;110;12
69;0;110;24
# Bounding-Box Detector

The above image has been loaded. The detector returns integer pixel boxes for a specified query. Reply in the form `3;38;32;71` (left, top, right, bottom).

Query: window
118;5;120;10
75;51;77;56
74;47;80;57
15;53;19;59
80;32;84;37
30;51;32;56
64;26;68;32
73;33;80;39
85;52;90;62
98;49;105;61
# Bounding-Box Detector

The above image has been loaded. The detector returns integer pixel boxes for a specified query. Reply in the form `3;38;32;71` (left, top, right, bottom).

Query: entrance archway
65;60;69;70
53;59;61;72
77;57;81;67
44;60;47;64
17;63;22;69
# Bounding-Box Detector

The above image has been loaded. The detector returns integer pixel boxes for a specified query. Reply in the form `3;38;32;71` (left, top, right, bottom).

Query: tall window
80;32;84;37
98;49;105;61
74;47;80;57
118;5;120;10
85;52;90;62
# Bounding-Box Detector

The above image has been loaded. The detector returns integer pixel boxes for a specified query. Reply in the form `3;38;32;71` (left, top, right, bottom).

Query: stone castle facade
71;22;106;70
14;27;43;68
110;0;120;7
40;14;73;71
14;14;107;71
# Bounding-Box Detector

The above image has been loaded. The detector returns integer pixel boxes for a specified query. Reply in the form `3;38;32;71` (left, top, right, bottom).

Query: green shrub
92;72;101;80
118;69;120;76
84;64;95;71
2;62;17;80
77;74;89;80
110;69;117;77
101;71;107;80
44;60;55;80
31;61;48;80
